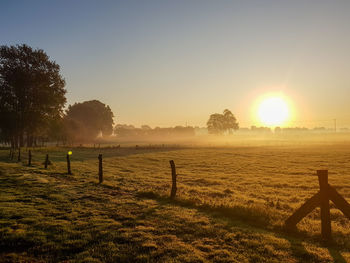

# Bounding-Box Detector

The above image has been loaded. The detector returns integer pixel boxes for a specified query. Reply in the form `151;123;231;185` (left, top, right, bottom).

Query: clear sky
1;0;350;128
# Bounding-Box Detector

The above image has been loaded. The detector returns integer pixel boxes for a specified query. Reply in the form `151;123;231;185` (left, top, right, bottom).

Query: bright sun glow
257;97;290;126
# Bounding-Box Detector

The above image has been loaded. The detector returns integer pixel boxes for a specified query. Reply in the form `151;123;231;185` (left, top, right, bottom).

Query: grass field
1;144;350;262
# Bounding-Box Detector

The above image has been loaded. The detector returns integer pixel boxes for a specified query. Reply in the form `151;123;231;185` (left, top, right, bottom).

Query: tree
207;113;226;134
207;109;239;134
141;125;152;130
0;44;66;147
223;109;239;134
65;100;114;142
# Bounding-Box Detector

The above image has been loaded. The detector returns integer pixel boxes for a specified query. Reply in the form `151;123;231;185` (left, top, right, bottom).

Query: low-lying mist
103;130;350;148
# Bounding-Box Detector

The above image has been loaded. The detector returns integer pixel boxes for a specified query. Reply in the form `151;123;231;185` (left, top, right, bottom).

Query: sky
1;0;350;128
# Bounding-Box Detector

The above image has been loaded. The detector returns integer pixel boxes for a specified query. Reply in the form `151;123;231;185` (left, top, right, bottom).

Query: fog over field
102;130;350;148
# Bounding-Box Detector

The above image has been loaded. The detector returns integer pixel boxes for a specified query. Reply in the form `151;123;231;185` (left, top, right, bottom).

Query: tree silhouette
65;100;114;142
207;109;239;134
0;44;66;147
223;109;239;134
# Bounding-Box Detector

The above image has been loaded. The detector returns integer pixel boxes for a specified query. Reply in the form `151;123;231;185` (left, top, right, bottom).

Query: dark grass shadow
328;247;347;263
136;191;272;228
137;190;348;262
287;237;321;262
284;235;347;262
86;181;123;193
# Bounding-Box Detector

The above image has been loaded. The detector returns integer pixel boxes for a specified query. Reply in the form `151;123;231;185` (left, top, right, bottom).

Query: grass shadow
328;246;347;263
287;237;320;262
136;191;272;228
137;190;349;262
284;236;347;262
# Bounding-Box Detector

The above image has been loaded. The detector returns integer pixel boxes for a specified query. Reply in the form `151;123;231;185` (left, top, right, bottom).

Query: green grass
1;145;350;262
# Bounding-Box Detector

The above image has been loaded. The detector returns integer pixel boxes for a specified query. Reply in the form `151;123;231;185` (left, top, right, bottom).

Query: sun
257;96;290;126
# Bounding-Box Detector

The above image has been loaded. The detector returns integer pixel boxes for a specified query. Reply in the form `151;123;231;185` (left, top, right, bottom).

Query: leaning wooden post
28;150;32;166
66;154;72;175
98;154;103;183
169;160;177;199
17;147;21;162
317;170;332;240
44;154;49;169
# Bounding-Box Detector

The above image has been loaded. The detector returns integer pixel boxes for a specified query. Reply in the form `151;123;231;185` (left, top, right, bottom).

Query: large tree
65;100;114;142
0;44;66;147
207;109;239;134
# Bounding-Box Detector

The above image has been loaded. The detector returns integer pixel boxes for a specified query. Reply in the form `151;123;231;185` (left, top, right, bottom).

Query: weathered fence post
66;154;72;175
318;170;332;240
28;150;32;166
285;169;350;241
44;154;49;168
169;160;177;199
98;154;103;183
17;147;21;162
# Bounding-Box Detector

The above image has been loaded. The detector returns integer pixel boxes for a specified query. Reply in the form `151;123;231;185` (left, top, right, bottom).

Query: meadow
1;144;350;262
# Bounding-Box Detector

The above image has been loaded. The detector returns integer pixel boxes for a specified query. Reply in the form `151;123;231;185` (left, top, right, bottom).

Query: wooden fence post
98;154;103;183
44;154;49;169
28;150;32;166
317;170;332;240
284;169;350;241
17;147;21;162
169;160;177;199
67;154;72;175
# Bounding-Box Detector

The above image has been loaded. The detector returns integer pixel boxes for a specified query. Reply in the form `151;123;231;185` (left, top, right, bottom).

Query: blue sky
1;0;350;127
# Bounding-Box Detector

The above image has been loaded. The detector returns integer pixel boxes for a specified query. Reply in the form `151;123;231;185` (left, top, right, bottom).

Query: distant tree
114;124;137;137
0;44;66;147
274;126;282;133
222;109;239;134
207;113;226;134
65;100;114;142
141;125;152;130
114;124;195;138
207;109;239;134
250;126;271;133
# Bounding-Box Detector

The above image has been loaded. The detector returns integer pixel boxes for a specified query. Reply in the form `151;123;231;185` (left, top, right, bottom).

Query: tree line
114;125;195;138
0;44;114;147
0;44;240;147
